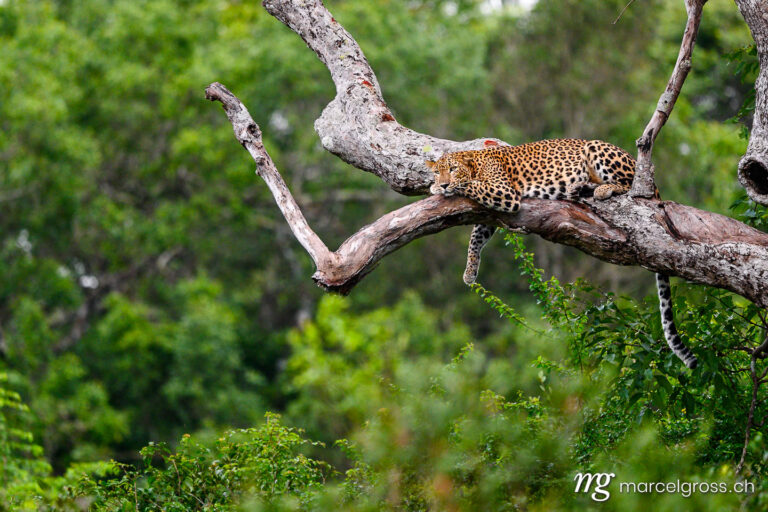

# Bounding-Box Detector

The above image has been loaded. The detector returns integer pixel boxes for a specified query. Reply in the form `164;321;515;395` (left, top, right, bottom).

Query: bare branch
200;0;768;304
207;82;768;302
734;0;768;205
206;82;337;271
631;0;706;198
612;0;637;25
261;0;507;195
737;332;768;473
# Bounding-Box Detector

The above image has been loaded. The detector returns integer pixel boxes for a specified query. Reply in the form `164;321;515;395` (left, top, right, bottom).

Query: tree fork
206;0;768;308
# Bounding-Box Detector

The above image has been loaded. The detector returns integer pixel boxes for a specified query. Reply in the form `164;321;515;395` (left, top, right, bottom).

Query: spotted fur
427;138;697;369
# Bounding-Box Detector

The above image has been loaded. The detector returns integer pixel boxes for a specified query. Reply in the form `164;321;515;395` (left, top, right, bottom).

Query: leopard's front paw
463;262;479;286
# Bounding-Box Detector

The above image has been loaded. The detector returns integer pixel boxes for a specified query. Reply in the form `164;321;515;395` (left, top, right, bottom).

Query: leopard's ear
455;152;475;167
425;160;436;169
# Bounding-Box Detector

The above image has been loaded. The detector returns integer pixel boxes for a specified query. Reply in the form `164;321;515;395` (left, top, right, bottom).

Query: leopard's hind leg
464;224;497;285
593;183;631;200
583;140;635;200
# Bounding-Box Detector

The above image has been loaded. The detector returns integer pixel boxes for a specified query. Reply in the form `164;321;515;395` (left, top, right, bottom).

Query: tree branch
737;332;768;474
207;80;768;304
204;0;768;308
205;83;339;272
261;0;507;196
734;0;768;205
630;0;706;198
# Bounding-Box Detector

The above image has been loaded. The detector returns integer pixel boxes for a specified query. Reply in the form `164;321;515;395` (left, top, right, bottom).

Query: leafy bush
72;413;330;511
0;372;50;510
283;292;471;446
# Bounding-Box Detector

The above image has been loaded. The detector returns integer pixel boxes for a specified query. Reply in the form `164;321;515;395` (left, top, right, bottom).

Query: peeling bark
261;0;506;196
734;0;768;205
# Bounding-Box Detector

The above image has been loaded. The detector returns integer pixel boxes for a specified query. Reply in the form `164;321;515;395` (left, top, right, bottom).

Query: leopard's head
426;152;475;196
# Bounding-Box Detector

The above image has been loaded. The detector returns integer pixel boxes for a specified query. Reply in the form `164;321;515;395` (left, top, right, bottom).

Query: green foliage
77;278;266;457
325;348;743;511
68;345;749;511
731;193;768;232
467;233;768;507
1;0;766;509
73;413;330;510
283;293;471;445
0;372;109;511
0;372;49;509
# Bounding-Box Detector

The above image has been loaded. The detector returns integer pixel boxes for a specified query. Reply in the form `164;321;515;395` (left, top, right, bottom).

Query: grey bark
734;0;768;205
631;0;706;198
206;0;768;308
261;0;506;195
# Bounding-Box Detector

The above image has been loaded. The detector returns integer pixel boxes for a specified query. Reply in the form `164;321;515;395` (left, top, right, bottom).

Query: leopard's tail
655;273;698;369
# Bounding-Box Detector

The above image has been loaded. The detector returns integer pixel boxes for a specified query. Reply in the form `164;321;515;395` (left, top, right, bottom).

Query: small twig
711;294;764;329
631;0;707;198
757;308;767;328
721;367;751;375
612;0;637;24
171;458;182;497
737;333;768;473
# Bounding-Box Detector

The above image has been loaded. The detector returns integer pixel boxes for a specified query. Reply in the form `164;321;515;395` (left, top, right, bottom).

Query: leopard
426;138;698;369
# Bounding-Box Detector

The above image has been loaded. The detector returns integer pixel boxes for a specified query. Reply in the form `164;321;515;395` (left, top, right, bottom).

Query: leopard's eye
450;166;457;173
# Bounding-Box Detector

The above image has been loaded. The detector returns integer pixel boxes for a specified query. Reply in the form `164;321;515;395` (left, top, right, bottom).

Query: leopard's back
475;138;636;201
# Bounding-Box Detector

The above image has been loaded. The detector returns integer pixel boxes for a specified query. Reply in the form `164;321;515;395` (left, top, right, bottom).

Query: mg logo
573;472;615;502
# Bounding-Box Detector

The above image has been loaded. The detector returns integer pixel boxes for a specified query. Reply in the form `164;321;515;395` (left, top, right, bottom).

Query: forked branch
631;0;706;198
206;0;768;307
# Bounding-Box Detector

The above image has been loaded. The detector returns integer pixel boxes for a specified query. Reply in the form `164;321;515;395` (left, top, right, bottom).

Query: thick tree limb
630;0;706;198
207;81;768;305
205;0;768;308
261;0;506;196
734;0;768;205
